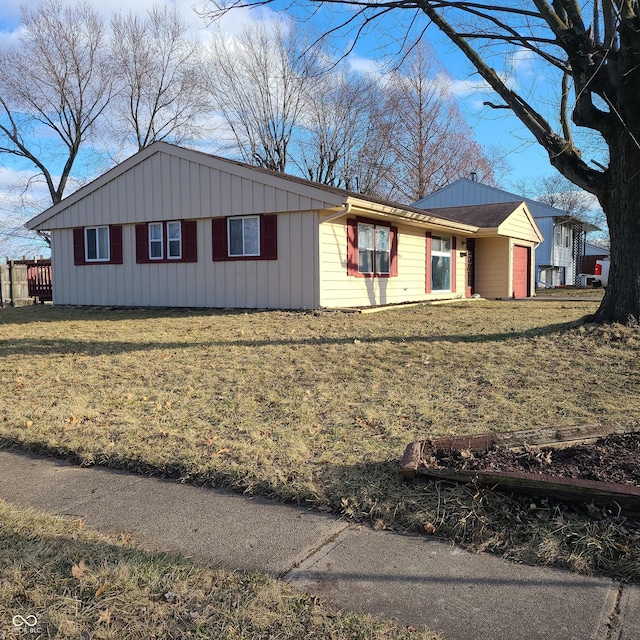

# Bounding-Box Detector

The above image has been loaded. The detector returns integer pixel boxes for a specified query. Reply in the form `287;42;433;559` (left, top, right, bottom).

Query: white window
358;222;390;274
149;222;163;259
228;216;260;257
85;226;110;262
555;225;562;246
431;236;451;291
167;221;182;259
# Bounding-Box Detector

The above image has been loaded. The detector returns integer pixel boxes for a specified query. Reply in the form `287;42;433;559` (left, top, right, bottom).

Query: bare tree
206;20;317;172
384;42;495;202
515;173;608;244
0;0;113;212
204;0;640;324
296;69;397;194
110;6;211;150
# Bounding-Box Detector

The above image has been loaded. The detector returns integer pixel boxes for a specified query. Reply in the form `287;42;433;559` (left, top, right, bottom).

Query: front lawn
1;301;639;580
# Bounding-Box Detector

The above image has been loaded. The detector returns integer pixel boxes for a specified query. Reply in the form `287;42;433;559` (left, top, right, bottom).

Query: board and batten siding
51;212;319;309
41;151;336;231
318;219;466;308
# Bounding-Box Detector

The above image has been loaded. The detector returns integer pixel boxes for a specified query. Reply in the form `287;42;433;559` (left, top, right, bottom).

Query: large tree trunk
594;128;640;324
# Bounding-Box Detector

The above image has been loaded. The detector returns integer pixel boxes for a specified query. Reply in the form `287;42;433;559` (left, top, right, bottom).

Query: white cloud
346;53;386;77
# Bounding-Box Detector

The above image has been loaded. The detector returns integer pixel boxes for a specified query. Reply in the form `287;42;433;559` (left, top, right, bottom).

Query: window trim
74;226;123;266
85;226;111;263
212;214;278;262
228;215;261;258
431;235;452;292
148;222;164;260
347;217;398;278
135;220;197;264
167;221;182;260
426;231;456;294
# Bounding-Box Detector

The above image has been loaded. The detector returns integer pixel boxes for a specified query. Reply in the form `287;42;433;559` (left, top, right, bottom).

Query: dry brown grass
1;301;640;581
0;500;442;639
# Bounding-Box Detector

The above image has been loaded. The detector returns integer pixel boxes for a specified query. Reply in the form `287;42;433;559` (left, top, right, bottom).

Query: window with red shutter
136;221;197;263
212;215;278;261
347;217;398;278
73;226;123;266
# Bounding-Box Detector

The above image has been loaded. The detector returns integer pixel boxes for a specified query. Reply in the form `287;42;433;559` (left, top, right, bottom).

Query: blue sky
0;0;566;255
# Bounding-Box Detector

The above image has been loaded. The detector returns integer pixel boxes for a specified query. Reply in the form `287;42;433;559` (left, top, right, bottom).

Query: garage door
513;245;530;298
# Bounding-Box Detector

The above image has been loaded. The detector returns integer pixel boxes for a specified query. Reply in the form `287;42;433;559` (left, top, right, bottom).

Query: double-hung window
135;220;197;263
149;223;164;259
167;222;182;259
431;236;451;291
358;223;390;274
347;218;397;277
228;216;260;257
85;226;110;262
147;221;182;260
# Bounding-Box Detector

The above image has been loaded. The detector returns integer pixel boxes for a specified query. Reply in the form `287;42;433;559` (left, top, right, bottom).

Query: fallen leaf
97;609;111;625
423;522;437;535
71;559;88;579
95;582;108;598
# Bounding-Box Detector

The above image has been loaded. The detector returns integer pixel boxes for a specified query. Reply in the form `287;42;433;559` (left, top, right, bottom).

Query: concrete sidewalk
1;450;637;640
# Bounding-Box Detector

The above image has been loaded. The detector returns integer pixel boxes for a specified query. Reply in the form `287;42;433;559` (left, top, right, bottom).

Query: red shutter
451;236;457;293
390;226;398;277
260;214;278;260
212;218;228;261
425;231;432;293
135;224;149;263
347;218;358;276
110;225;123;264
73;228;85;265
182;220;197;262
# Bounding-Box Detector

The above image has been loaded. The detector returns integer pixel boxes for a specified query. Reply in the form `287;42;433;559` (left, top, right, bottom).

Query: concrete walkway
1;450;637;640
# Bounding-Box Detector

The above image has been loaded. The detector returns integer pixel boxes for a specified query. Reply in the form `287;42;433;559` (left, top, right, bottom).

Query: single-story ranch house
26;142;543;309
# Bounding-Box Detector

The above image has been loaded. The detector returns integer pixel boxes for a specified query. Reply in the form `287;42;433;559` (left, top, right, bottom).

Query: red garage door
513;245;530;298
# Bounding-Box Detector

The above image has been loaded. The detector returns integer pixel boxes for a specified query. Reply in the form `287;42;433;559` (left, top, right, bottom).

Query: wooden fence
0;259;52;307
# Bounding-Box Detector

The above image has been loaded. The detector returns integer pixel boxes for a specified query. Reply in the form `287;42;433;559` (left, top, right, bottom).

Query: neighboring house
414;178;599;287
26;142;541;309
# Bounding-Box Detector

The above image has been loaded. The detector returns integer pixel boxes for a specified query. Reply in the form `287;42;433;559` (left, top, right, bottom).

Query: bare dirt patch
430;432;640;485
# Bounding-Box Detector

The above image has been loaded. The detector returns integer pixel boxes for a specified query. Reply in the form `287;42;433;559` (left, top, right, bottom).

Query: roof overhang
321;197;479;234
553;215;600;233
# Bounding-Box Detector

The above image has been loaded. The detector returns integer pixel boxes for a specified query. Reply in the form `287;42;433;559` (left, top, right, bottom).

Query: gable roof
26;142;477;234
430;201;543;243
414;178;599;232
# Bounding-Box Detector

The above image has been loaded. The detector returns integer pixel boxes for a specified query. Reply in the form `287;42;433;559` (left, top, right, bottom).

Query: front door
466;238;475;296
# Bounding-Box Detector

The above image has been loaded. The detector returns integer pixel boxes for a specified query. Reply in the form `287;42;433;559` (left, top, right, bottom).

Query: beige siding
498;205;542;243
40;150;341;231
51;213;319;309
318;220;466;308
474;237;510;299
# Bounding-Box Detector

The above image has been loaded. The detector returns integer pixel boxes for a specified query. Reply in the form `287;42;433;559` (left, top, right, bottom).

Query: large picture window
347;218;397;277
228;216;260;257
431;236;451;291
85;226;110;262
212;215;277;262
